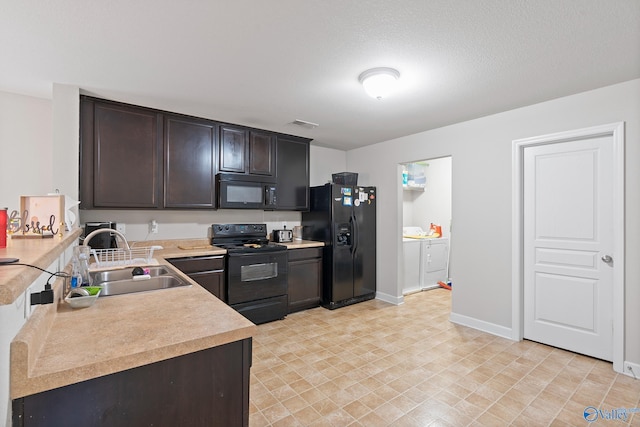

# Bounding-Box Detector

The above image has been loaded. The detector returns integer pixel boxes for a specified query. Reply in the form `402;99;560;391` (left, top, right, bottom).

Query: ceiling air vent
291;119;319;130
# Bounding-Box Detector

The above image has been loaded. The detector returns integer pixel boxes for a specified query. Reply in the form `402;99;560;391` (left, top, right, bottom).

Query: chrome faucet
83;228;131;250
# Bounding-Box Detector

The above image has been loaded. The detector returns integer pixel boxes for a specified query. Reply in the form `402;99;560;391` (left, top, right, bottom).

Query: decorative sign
11;195;65;238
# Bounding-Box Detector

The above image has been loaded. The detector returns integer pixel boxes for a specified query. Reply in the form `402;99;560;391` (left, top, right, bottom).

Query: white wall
309;145;347;186
347;79;640;366
0;91;53;209
0;90;72;426
51;84;79;198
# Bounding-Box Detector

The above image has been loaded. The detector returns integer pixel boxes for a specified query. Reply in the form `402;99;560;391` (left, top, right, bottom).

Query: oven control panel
212;223;266;238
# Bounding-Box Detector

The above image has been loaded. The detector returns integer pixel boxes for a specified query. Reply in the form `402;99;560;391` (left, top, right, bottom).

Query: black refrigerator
302;183;376;309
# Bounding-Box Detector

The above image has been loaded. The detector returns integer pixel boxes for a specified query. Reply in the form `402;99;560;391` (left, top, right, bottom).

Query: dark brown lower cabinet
12;339;251;427
168;255;226;301
287;248;322;313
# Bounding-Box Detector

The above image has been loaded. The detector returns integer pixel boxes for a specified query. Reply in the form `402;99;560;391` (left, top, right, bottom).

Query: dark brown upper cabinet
80;97;163;209
219;125;246;173
164;115;217;208
219;125;275;177
80;96;311;211
249;131;275;176
275;136;310;211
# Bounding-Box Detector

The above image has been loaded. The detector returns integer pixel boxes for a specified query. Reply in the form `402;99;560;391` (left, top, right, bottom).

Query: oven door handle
242;273;277;282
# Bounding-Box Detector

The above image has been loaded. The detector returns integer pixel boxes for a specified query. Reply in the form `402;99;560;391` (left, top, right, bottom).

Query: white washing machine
402;236;423;294
402;227;425;295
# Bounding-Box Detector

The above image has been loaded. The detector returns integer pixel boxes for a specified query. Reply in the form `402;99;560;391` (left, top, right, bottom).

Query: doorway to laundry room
401;156;452;296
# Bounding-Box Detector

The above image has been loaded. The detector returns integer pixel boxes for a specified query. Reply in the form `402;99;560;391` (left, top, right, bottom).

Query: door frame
511;122;625;372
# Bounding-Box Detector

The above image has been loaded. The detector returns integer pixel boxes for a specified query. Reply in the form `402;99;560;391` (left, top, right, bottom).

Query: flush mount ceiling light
358;67;400;100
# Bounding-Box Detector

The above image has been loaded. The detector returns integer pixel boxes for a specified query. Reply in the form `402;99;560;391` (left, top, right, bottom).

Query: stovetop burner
211;224;287;254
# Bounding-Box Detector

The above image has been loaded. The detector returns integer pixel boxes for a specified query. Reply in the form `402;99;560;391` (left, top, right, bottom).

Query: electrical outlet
116;223;126;234
150;220;158;234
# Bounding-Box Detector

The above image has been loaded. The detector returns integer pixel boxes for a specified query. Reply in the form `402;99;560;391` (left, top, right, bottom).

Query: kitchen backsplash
79;209;302;242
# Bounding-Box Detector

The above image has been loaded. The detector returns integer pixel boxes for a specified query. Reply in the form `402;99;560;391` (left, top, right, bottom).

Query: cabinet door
248;131;275;176
189;271;226;301
164;116;217;208
89;101;163;208
219;125;246;173
276;137;310;210
13;340;251;427
79;98;96;208
288;249;322;313
168;256;226;300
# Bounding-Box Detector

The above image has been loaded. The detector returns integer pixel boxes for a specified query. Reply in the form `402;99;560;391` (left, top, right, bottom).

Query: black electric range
211;224;288;324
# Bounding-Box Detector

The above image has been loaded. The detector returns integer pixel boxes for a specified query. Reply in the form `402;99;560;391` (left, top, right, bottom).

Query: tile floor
249;289;640;426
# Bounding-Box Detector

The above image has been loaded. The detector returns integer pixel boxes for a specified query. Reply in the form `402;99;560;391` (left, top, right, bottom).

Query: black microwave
217;174;277;210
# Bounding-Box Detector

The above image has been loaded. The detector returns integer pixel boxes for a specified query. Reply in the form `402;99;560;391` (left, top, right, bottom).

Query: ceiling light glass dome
358;67;400;100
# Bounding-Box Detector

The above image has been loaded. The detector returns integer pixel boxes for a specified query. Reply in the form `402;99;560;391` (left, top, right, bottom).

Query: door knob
601;255;613;263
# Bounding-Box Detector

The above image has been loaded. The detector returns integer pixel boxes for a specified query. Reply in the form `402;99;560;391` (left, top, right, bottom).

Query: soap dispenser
73;246;93;286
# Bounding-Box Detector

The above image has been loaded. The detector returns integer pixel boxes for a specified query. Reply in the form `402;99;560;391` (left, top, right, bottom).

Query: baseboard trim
623;361;640;380
376;291;403;305
449;312;514;340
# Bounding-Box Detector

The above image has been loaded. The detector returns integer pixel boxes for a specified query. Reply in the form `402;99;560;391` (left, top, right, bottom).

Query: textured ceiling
1;0;639;150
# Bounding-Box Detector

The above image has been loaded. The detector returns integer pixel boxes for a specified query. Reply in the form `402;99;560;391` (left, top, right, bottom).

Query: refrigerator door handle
350;212;358;255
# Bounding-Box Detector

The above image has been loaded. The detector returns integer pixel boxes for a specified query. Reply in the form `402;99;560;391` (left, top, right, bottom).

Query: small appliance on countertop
272;227;293;243
83;222;118;248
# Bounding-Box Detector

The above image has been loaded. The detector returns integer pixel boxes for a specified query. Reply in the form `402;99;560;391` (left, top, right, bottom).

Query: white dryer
421;237;449;290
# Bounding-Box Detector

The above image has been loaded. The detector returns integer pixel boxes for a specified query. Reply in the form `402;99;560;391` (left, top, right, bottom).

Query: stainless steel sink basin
91;266;171;284
98;275;189;296
89;265;190;296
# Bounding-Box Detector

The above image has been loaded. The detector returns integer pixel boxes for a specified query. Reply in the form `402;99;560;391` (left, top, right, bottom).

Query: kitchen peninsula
4;232;256;427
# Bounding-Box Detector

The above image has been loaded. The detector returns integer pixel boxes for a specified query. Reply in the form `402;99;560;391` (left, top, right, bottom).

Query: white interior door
523;135;613;361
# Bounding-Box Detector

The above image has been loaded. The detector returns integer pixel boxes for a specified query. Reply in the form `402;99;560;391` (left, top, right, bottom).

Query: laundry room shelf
402;185;425;192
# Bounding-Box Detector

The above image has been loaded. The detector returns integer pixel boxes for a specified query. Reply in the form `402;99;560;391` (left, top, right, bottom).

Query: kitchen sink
98;275;189;296
89;266;190;297
91;266;171;284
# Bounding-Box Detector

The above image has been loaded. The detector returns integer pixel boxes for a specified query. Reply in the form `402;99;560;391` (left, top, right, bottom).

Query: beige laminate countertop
10;237;323;399
277;240;325;249
0;228;83;305
144;237;324;258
